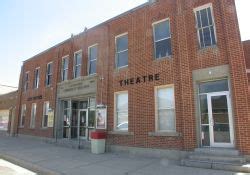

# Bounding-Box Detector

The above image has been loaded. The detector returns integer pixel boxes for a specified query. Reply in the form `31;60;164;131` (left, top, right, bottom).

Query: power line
0;84;18;88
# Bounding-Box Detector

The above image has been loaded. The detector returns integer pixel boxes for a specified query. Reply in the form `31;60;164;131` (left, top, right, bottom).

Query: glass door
78;110;88;139
208;92;234;147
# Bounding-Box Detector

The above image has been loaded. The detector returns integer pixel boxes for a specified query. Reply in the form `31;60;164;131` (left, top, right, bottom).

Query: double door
201;92;234;147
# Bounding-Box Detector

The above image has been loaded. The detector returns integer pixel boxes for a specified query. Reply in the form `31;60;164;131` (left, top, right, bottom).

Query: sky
0;0;249;94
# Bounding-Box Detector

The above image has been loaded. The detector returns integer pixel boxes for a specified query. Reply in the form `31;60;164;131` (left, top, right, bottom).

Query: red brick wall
14;0;250;154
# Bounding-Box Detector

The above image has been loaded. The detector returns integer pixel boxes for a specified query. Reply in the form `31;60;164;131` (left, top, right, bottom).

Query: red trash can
90;131;107;154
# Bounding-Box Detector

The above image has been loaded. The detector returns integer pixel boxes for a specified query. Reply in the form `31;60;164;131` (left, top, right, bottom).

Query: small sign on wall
96;106;107;130
48;109;54;127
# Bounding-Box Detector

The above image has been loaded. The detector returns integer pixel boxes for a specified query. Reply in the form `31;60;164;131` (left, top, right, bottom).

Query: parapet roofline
23;1;150;63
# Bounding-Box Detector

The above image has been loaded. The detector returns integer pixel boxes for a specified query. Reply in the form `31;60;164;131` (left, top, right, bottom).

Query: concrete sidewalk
0;135;248;175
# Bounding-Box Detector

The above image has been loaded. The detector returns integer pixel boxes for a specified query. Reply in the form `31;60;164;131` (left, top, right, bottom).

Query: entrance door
207;92;234;147
78;110;88;139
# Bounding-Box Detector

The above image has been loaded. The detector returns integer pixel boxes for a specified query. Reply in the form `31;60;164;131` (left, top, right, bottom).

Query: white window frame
193;3;217;48
20;104;26;127
30;103;37;128
155;85;176;132
73;50;82;79
42;101;49;128
152;18;172;59
114;91;128;131
115;33;128;69
88;44;98;76
61;55;69;81
34;67;40;89
24;71;29;92
46;62;53;86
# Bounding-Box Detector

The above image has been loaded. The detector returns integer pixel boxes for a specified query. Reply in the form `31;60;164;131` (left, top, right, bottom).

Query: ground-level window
42;102;49;128
155;85;175;132
30;103;36;128
63;101;70;138
114;91;128;131
20;104;26;127
153;19;172;59
194;4;216;48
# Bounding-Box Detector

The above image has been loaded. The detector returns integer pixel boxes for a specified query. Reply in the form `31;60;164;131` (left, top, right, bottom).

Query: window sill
198;45;218;52
41;127;48;130
114;66;128;73
154;55;172;61
108;131;134;136
18;126;24;128
148;131;181;137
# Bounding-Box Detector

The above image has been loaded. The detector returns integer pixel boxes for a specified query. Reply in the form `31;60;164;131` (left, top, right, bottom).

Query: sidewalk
0;135;247;175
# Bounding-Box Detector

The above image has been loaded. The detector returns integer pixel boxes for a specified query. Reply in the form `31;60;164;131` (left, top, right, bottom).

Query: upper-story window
34;67;40;89
194;4;216;48
88;45;97;75
115;34;128;69
46;62;53;86
61;56;69;81
153;19;172;59
74;51;82;78
23;72;29;91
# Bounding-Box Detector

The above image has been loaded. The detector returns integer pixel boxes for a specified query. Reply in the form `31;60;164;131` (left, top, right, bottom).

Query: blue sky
0;0;249;94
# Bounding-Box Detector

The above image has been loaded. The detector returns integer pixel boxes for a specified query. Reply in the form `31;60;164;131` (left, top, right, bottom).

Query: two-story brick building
14;0;250;160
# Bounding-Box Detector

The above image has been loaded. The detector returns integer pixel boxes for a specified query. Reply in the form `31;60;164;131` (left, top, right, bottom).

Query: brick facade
14;0;250;155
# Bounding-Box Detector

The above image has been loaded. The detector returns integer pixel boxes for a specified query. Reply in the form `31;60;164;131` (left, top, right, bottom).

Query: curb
0;153;61;175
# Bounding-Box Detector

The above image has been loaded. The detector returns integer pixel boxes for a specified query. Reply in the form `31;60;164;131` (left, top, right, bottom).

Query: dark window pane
200;9;209;27
75;66;81;78
203;27;212;47
90;46;97;60
155;38;172;59
196;11;202;28
89;60;96;74
199;29;204;48
202;125;210;146
117;51;128;68
75;53;82;65
154;20;170;41
117;35;128;52
207;7;213;25
44;115;48;127
199;80;229;93
210;26;216;45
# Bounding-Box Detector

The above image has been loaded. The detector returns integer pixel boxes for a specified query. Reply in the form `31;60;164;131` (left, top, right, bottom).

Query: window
88;45;97;75
194;4;216;48
114;91;128;131
24;72;29;91
61;56;69;81
155;85;175;131
30;103;36;128
42;102;49;128
153;19;172;59
34;67;40;89
46;62;53;86
20;104;26;127
116;34;128;68
74;51;82;78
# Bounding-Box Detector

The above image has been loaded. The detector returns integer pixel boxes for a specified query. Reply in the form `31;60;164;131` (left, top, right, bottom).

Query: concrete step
194;148;240;157
181;159;250;173
46;139;91;149
188;154;246;164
